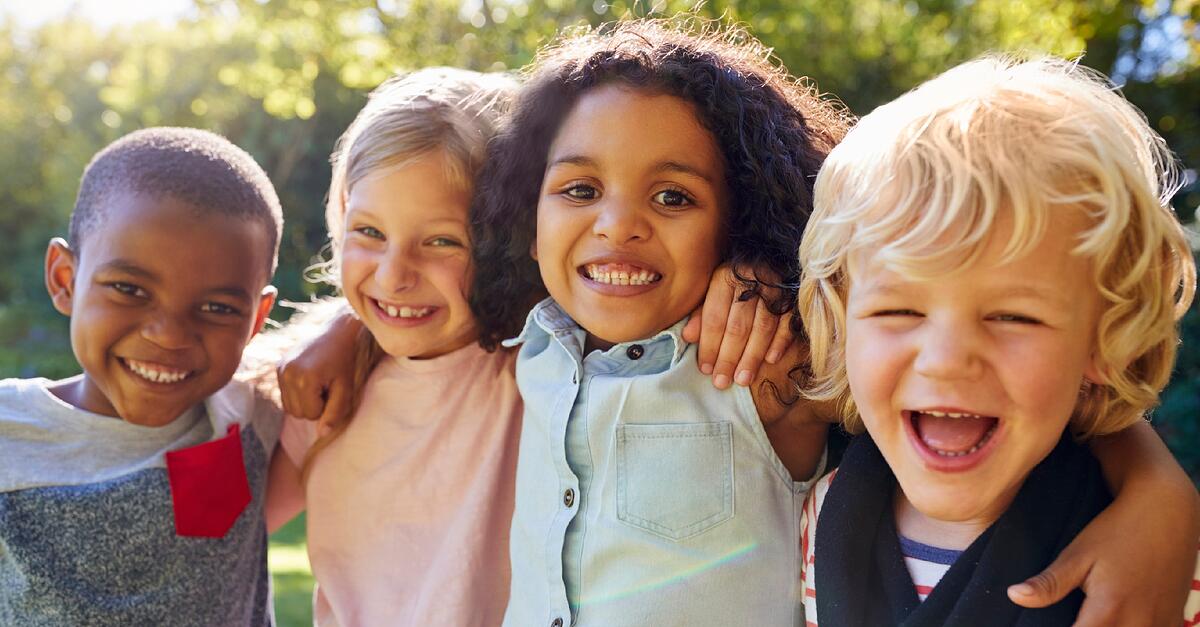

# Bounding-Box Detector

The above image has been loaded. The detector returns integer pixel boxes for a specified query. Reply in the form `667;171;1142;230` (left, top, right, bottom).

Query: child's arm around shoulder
749;340;836;482
1009;421;1200;626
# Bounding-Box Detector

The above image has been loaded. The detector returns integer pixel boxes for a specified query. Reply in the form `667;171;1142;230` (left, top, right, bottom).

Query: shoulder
206;377;283;454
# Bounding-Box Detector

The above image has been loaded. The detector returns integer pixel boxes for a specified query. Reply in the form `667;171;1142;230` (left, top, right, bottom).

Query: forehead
345;153;471;225
848;208;1094;293
81;192;274;290
548;84;724;179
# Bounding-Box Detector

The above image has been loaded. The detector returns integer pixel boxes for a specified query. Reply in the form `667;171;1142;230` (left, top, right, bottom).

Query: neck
892;486;995;551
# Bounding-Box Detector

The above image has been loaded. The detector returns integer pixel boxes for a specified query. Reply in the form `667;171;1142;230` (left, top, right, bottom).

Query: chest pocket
615;422;734;540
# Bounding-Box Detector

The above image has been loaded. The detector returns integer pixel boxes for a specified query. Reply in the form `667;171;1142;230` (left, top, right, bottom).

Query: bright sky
2;0;195;29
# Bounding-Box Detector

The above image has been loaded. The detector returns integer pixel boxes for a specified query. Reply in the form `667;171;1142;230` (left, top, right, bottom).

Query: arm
1009;421;1199;626
265;442;306;534
682;265;796;389
748;340;834;481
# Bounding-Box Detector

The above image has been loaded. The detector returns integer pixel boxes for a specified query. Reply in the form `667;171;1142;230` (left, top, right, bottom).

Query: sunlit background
1;1;1197;624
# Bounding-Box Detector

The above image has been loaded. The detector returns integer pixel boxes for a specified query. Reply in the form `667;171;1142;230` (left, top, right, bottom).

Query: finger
696;271;737;376
682;302;704;345
1008;551;1090;609
732;297;779;385
765;313;796;365
279;367;323;421
710;293;757;389
318;381;352;430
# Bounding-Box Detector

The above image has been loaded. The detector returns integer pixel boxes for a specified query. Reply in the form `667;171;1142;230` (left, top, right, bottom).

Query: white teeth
125;359;190;384
923;410;981;419
376;301;432;319
584;264;661;286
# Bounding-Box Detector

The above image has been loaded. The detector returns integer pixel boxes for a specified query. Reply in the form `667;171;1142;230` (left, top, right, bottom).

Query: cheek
845;323;897;408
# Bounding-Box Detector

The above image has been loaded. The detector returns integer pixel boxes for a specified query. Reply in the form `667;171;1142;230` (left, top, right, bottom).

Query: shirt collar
504;298;691;367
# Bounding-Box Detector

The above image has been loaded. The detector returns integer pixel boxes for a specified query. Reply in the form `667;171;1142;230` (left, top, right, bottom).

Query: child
266;66;796;625
468;20;846;626
264;67;523;626
473;23;1200;626
0;127;283;625
796;56;1200;624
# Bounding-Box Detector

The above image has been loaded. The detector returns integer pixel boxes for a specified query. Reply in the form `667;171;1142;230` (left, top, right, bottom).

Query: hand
1008;426;1199;626
682;265;795;390
277;310;361;428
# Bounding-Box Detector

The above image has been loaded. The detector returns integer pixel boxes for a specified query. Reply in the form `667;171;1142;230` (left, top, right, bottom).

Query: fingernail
714;374;731;389
765;350;781;364
1009;583;1034;597
735;370;752;386
700;363;714;375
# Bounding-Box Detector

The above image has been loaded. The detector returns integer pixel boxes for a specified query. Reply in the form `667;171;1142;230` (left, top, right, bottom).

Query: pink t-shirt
279;343;521;627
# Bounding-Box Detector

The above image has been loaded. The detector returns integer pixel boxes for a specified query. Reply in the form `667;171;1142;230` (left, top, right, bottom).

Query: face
44;193;276;427
844;210;1104;529
339;151;477;359
536;85;727;348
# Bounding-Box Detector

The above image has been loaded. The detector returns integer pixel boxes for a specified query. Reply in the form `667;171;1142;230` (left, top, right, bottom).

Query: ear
44;238;77;317
250;286;277;338
1083;351;1110;387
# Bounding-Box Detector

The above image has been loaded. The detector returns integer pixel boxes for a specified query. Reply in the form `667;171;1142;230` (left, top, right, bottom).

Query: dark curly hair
470;18;850;350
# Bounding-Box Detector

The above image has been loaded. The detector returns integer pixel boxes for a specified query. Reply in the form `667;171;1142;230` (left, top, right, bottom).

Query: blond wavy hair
302;67;515;477
798;55;1196;438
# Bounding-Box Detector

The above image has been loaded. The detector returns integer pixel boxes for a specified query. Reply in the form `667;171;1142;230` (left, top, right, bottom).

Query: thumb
1009;553;1089;608
681;304;703;344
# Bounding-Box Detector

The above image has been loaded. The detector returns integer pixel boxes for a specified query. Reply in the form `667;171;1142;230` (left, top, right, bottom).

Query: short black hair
70;127;283;275
469;18;850;349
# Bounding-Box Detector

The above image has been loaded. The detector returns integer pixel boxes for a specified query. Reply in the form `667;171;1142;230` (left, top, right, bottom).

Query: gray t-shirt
0;376;282;626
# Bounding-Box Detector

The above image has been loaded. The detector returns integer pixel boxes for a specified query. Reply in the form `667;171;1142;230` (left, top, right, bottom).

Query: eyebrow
97;259;253;302
548;154;716;183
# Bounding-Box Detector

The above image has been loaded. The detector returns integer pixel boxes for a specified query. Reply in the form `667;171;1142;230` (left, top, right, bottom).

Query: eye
872;308;922;317
353;225;385;240
200;302;241;316
652;187;695;208
990;312;1042;324
428;236;463;248
108;282;147;298
562;183;598;201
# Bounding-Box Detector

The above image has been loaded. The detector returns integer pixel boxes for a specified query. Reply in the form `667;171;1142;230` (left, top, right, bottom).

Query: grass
269;513;315;627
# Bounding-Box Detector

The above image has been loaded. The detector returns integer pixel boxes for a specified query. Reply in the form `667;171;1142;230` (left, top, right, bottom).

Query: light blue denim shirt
502;299;824;627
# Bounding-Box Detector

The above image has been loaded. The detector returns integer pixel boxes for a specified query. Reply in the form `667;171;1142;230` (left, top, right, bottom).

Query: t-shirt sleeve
278;415;320;467
1185;543;1200;626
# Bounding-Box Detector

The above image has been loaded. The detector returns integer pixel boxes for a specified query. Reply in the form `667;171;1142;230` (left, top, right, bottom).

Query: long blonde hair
302;68;516;478
798;55;1195;438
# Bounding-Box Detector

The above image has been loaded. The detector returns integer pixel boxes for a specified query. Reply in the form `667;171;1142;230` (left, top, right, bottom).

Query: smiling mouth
580;263;662;286
908;410;999;457
120;358;194;384
371;298;437;320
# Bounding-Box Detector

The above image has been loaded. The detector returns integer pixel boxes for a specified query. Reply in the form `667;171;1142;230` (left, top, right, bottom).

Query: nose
913;317;983;380
592;195;651;243
374;243;419;293
140;310;195;351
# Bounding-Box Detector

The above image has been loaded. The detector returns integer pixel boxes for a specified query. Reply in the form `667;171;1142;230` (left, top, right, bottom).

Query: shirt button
626;344;645;360
563;488;575;508
552;619;563;627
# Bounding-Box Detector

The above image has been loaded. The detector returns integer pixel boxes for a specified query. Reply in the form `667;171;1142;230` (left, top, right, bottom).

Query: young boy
796;57;1200;624
0;127;283;625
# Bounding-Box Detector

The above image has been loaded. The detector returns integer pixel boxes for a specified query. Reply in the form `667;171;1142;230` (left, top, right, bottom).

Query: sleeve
278;415;320;468
1185;543;1200;626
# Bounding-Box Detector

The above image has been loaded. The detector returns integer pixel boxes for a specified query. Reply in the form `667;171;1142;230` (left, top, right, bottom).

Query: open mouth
579;263;662;287
371;298;437;321
120;358;194;385
907;409;999;458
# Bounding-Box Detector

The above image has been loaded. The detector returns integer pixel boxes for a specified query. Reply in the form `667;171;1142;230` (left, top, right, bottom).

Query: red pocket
166;423;252;538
